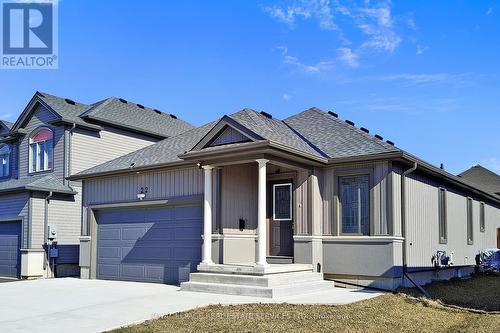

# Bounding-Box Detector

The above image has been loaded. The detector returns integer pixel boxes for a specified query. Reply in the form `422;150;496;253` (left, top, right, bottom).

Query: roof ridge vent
153;109;162;115
260;111;273;119
360;127;369;133
64;98;76;105
328;111;338;118
136;104;145;109
345;120;355;126
118;98;128;104
386;140;395;146
170;114;177;119
374;134;383;140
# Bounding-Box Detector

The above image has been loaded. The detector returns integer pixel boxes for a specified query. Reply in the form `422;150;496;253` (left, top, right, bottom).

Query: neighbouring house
69;107;500;291
458;165;500;200
0;92;193;280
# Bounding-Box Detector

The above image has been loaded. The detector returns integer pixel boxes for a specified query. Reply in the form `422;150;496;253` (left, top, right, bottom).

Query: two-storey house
0;92;193;279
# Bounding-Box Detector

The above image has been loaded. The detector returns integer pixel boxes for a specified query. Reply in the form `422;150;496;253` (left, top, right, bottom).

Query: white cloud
416;44;427;55
282;93;292;101
354;4;402;52
480;157;500;173
263;0;337;30
371;73;469;85
337;47;359;67
284;54;335;73
278;46;335;73
486;7;493;15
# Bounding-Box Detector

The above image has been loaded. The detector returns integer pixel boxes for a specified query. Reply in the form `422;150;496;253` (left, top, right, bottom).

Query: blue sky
0;0;498;174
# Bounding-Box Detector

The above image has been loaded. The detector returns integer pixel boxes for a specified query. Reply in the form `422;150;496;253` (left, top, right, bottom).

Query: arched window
29;128;53;173
0;144;10;177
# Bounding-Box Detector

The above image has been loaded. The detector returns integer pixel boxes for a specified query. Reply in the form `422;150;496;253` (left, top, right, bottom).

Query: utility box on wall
20;249;45;279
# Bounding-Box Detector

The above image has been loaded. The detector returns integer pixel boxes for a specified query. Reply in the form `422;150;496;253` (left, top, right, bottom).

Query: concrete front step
188;271;324;287
180;279;334;298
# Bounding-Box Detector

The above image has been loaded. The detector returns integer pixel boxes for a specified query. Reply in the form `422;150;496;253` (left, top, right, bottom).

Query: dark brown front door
268;181;294;257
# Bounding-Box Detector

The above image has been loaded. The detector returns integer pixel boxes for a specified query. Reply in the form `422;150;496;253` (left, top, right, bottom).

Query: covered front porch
196;155;314;272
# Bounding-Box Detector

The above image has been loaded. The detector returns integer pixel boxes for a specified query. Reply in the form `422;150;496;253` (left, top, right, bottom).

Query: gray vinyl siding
29;184;83;249
295;170;309;235
210;126;249;146
0;193;29;247
321;161;391;236
30;195;45;248
403;172;500;270
18;105;65;180
47;184;83;245
70;126;158;175
82;167;203;235
220;164;257;232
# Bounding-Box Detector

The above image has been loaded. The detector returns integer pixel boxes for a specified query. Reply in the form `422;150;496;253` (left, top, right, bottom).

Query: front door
269;181;294;257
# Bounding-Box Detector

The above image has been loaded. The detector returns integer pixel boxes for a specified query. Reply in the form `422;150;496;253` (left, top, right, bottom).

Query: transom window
340;175;370;235
29;128;53;173
0;144;10;177
273;183;292;221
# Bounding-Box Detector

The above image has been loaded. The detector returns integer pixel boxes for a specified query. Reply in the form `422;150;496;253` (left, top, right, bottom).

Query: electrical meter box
47;225;57;241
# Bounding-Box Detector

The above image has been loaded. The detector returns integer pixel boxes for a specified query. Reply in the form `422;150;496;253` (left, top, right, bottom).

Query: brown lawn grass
409;272;500;311
109;274;500;333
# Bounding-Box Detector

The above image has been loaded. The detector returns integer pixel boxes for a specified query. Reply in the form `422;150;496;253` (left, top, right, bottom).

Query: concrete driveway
0;278;383;333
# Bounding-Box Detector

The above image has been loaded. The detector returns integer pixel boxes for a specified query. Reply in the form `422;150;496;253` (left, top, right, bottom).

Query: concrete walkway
0;278;383;333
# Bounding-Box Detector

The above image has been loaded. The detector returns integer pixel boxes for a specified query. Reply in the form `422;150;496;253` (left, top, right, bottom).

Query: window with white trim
438;188;447;244
340;175;370;235
479;202;485;232
0;144;10;177
29;128;53;173
466;197;473;245
273;183;292;221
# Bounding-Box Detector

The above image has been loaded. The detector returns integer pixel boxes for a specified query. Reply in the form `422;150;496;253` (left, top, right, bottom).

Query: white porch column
256;159;269;267
202;165;214;264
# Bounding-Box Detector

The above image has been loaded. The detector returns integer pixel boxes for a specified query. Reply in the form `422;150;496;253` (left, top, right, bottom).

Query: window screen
467;198;473;245
438;188;447;244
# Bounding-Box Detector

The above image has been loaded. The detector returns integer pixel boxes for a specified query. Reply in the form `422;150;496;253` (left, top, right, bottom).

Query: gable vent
64;98;76;105
328;111;338;118
153;109;162;115
360;127;369;133
170;114;178;119
374;134;383;140
386;140;395;146
118;98;128;104
260;111;273;119
345;120;355;126
136;104;145;109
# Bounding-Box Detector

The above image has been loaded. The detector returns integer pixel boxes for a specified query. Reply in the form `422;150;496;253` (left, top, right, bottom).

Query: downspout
401;162;431;297
65;123;76;185
44;191;53;273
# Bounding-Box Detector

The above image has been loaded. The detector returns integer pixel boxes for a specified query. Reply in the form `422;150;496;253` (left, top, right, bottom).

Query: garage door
96;204;202;284
0;221;21;279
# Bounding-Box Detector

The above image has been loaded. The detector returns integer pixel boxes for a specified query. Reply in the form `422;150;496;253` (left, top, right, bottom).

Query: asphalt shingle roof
80;97;194;138
228;109;325;158
75;107;403;177
0;175;75;194
458;165;500;198
0;120;13;136
37;92;193;138
284;108;399;159
75;122;216;176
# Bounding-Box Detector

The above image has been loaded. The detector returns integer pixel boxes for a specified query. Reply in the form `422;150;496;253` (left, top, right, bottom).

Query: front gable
10;93;61;132
190;115;264;152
